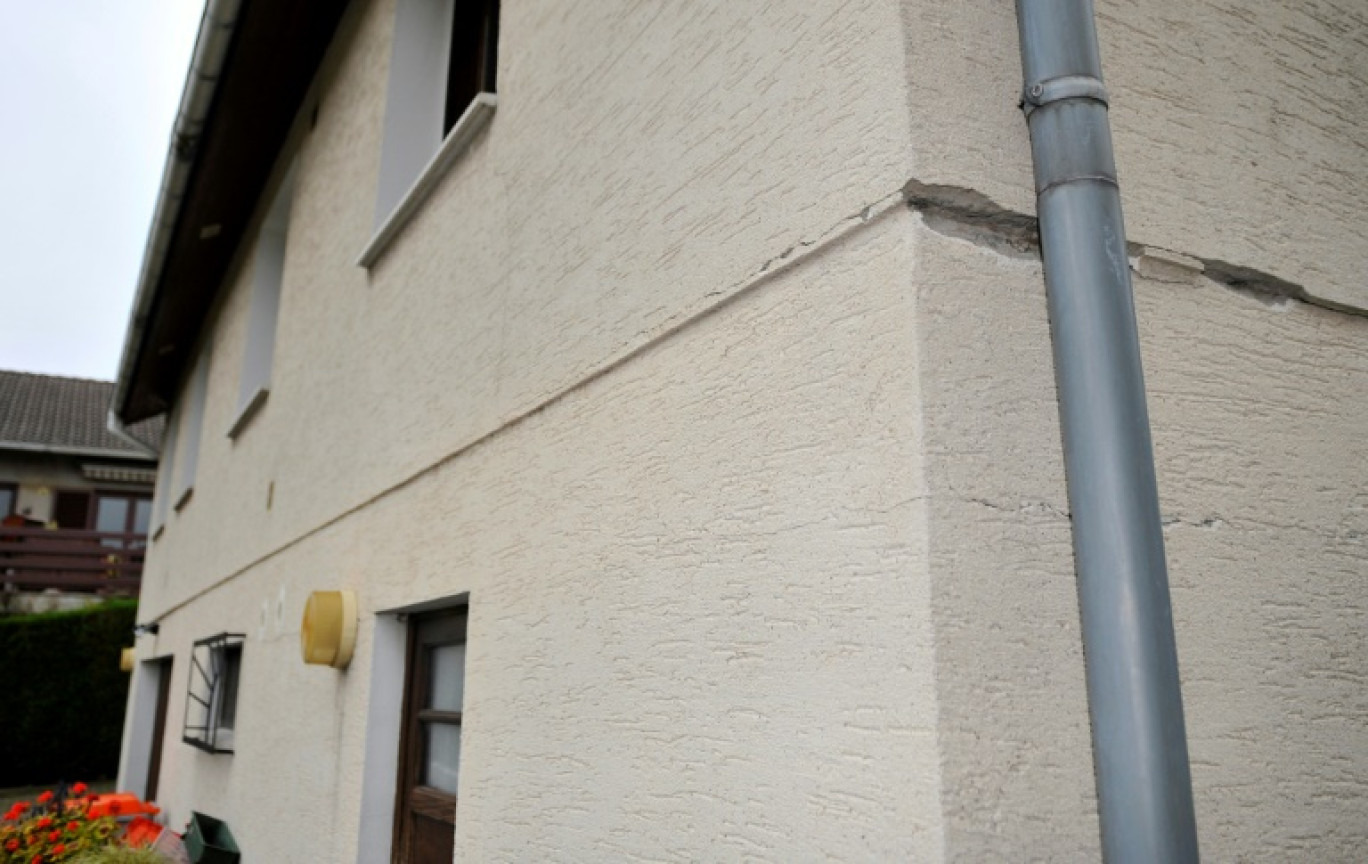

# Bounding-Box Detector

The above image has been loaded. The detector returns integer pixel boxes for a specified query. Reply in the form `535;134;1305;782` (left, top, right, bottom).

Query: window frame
392;607;468;863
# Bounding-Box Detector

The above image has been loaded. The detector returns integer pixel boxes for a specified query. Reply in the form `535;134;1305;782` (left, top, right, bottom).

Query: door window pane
422;723;461;795
96;497;130;533
0;488;13;516
133;499;153;535
428;643;465;711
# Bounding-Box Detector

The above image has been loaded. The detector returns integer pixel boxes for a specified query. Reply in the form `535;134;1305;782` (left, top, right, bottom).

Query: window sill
227;387;270;440
357;92;497;269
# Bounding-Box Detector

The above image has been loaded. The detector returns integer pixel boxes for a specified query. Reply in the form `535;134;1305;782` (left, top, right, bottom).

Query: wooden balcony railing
0;525;144;595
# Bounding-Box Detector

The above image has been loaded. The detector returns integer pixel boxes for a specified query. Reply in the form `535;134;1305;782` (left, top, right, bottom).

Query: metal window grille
182;633;246;753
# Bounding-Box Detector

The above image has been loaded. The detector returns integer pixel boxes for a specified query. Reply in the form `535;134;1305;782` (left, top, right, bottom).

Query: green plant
0;600;137;787
67;847;165;864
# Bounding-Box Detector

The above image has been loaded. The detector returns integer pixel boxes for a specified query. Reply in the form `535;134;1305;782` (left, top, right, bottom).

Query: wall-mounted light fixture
120;647;135;672
133;622;160;637
301;590;358;669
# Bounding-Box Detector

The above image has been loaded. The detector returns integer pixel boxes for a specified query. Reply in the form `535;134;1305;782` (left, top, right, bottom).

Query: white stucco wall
913;218;1368;861
122;0;1367;860
902;0;1368;312
136;207;945;862
131;0;945;859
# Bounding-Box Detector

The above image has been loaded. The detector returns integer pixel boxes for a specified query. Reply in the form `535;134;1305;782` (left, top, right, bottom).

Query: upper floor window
174;344;211;510
151;408;178;534
361;0;500;266
229;165;296;439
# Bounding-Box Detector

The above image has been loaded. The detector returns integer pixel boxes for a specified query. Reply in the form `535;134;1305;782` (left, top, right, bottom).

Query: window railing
0;524;144;594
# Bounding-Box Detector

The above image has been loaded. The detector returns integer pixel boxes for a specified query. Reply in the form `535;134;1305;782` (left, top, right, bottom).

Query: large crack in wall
903;179;1368;320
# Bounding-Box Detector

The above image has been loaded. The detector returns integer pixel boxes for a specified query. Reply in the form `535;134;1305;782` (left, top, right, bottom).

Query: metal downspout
108;0;242;433
1013;2;1200;860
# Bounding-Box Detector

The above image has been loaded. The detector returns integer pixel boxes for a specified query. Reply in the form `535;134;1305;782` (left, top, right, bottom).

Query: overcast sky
0;1;205;381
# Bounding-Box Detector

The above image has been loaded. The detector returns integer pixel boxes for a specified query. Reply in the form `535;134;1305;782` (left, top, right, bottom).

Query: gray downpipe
109;0;243;425
1014;2;1199;861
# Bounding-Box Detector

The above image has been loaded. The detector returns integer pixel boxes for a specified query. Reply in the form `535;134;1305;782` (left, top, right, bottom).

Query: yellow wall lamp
300;590;358;669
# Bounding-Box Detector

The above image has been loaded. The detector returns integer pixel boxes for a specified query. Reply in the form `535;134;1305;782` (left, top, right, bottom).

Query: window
183;633;245;753
174;346;211;509
229;166;296;439
393;607;467;864
94;493;153;534
151;409;178;534
0;483;16;518
362;0;499;266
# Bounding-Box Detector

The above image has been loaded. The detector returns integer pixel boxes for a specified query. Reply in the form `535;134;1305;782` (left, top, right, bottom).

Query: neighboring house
0;370;161;609
113;1;1366;862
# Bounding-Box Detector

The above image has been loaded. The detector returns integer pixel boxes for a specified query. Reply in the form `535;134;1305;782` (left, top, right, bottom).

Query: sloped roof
0;370;162;458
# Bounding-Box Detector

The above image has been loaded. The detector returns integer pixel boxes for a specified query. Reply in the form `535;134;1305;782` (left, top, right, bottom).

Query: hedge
0;600;137;788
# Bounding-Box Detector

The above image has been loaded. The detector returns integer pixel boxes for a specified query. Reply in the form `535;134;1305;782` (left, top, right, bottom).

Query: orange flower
69;783;87;796
51;844;65;855
5;838;18;851
65;821;79;832
36;817;51;829
36;792;53;804
46;830;59;842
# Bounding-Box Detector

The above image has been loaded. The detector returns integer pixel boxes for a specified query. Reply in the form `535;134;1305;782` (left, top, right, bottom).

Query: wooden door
393;608;467;864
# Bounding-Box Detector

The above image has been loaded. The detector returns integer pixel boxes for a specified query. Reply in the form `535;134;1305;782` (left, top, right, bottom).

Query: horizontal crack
903;177;1366;320
904;179;1040;258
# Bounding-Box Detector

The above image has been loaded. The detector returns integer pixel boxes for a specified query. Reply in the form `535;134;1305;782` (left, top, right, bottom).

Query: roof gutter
103;410;160;458
109;0;243;431
0;440;157;462
1014;2;1200;860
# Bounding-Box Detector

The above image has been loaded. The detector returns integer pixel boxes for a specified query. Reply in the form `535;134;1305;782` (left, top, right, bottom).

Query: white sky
0;1;205;381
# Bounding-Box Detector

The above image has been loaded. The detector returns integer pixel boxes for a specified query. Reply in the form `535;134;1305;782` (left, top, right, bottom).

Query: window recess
359;0;499;268
229;164;296;440
182;633;246;754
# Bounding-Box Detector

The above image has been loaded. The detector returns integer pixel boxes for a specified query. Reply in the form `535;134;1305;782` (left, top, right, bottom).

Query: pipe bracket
1021;75;1110;116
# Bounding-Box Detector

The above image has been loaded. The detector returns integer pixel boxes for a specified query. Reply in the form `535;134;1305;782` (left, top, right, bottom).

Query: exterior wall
897;1;1368;859
901;0;1368;312
0;451;152;522
140;209;942;862
914;221;1368;861
123;0;1368;861
130;0;943;860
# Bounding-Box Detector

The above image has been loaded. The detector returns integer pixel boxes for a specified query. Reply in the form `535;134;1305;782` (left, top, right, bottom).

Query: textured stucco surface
901;0;1368;311
913;217;1368;861
136;209;945;862
140;0;917;614
122;0;1368;859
